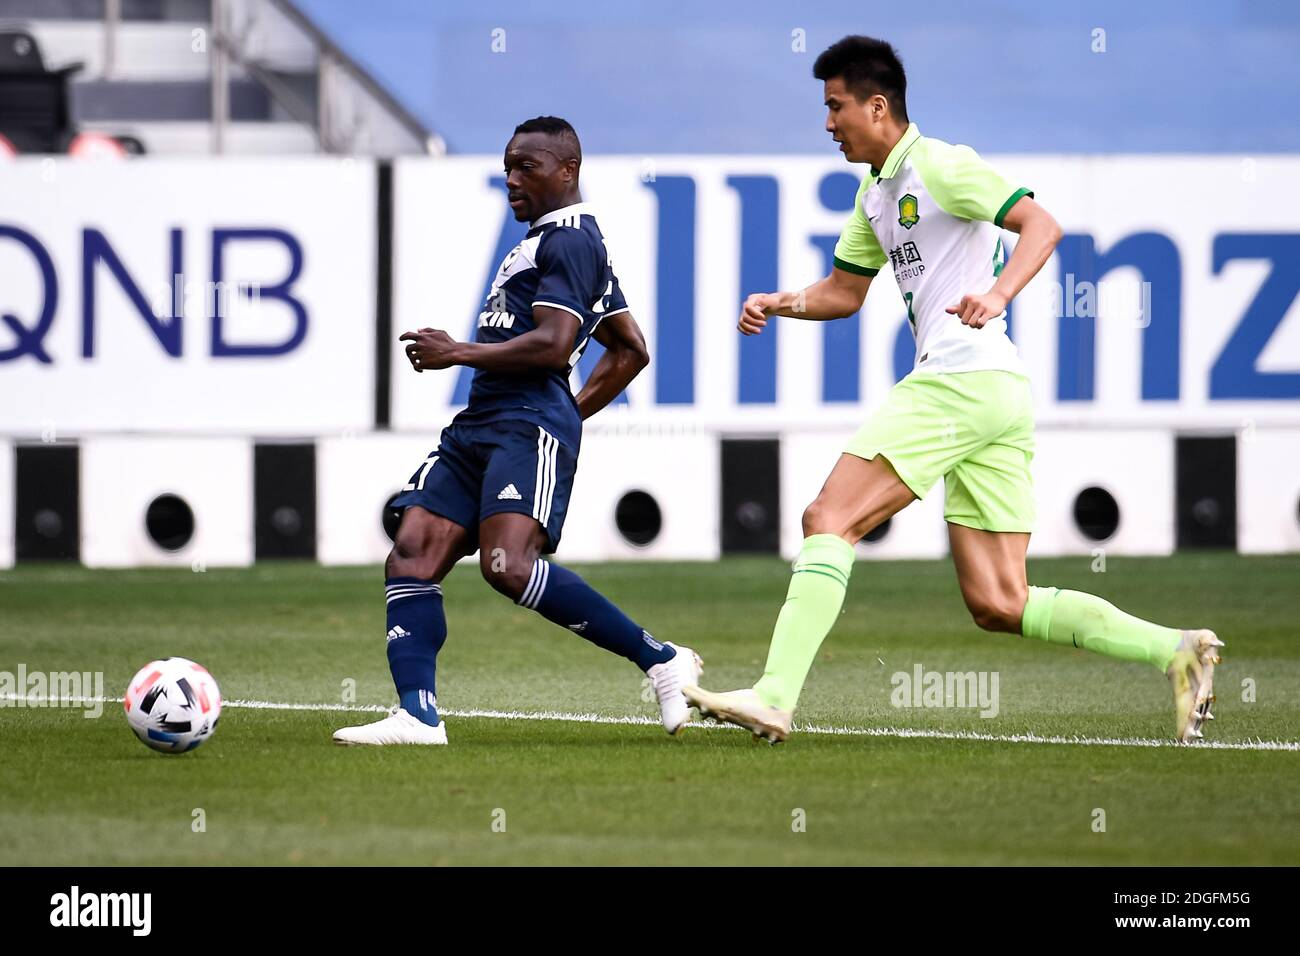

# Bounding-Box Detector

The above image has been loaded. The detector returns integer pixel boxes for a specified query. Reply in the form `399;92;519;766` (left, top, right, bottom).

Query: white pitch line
5;693;1300;752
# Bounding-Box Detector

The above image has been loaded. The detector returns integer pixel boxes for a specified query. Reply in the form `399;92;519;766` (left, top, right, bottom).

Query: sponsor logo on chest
478;310;517;328
889;241;925;280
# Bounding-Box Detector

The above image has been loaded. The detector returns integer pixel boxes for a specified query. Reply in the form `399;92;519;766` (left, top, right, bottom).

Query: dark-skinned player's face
503;132;578;223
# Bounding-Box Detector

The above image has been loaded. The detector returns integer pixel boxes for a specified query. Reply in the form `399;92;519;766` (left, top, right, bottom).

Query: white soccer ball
123;658;222;754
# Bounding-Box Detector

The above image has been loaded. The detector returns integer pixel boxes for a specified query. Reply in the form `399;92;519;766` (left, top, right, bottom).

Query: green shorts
844;370;1036;533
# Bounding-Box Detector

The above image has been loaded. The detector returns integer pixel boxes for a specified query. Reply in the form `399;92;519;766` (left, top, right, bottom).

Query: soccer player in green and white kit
684;35;1221;744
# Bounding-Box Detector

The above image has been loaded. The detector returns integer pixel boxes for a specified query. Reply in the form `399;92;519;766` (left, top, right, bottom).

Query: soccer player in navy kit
334;117;702;745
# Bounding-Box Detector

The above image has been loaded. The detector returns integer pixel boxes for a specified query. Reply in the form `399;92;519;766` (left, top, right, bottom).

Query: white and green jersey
833;123;1032;376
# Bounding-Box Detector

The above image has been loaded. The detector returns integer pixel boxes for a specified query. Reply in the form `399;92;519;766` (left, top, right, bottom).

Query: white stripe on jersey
533;429;547;524
544;428;557;525
532;427;558;526
532;300;584;321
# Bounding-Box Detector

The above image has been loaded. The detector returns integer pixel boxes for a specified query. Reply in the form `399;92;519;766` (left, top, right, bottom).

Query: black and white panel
560;431;720;561
315;433;439;566
3;428;1297;567
721;438;781;554
1239;427;1300;554
1029;430;1175;557
14;442;79;563
80;438;253;568
1177;436;1236;550
255;443;317;560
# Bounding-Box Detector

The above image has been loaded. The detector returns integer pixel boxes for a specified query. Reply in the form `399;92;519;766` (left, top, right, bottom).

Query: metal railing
209;0;442;156
81;0;440;155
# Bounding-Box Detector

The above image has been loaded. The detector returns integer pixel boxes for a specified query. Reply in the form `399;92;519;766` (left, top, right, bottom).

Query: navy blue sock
384;577;447;727
517;560;674;671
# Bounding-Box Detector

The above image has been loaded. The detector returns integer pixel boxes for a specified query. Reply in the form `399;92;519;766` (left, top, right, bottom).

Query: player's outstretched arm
947;196;1063;327
400;306;578;374
575;311;649;420
737;266;872;336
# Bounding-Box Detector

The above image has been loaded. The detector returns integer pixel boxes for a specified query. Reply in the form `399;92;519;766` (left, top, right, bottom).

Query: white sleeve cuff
532;301;583;321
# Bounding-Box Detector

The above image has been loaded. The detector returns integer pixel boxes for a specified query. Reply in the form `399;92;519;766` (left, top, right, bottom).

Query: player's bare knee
802;500;834;537
479;549;531;600
968;596;1022;633
968;603;1002;632
390;533;420;562
386;551;434;581
386;533;436;580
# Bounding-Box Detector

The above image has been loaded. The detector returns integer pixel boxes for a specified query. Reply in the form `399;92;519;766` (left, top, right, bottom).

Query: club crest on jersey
898;193;920;229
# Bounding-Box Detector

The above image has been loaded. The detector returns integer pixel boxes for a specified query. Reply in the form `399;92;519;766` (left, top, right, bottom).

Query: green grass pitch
1;553;1297;865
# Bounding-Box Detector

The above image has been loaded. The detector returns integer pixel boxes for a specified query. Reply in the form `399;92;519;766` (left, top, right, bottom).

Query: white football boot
1165;629;1224;743
333;706;448;746
646;642;704;735
684;686;793;744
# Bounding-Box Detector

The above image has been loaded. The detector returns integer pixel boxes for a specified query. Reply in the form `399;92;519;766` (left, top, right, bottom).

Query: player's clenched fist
945;291;1008;329
738;292;780;336
400;327;460;371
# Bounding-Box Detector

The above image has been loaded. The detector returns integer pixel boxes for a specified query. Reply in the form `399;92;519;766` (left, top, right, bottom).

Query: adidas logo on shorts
497;483;522;500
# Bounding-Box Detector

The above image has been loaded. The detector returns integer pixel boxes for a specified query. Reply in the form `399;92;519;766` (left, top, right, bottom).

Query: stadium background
2;0;1299;570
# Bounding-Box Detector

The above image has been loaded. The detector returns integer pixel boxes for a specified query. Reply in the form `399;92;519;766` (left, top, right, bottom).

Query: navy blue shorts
391;420;578;554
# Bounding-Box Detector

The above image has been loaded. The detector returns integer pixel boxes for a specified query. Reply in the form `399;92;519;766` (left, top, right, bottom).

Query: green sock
753;534;855;712
1021;585;1182;671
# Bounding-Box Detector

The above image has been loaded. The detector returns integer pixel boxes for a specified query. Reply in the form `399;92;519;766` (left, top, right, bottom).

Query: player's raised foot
647;642;704;735
1165;629;1224;743
683;686;793;744
332;707;448;746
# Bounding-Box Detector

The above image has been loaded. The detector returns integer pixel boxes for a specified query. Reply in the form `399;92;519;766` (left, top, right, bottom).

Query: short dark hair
813;36;908;122
512;115;582;163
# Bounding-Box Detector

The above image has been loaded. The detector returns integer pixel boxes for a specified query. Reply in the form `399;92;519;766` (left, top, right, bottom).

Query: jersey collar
531;201;593;228
870;122;921;180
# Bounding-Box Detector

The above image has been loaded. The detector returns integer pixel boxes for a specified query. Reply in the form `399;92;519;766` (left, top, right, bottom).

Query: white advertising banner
391;155;1300;434
0;158;376;436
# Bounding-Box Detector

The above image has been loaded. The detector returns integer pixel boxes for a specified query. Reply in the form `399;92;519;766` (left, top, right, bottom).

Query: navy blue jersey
453;202;628;447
